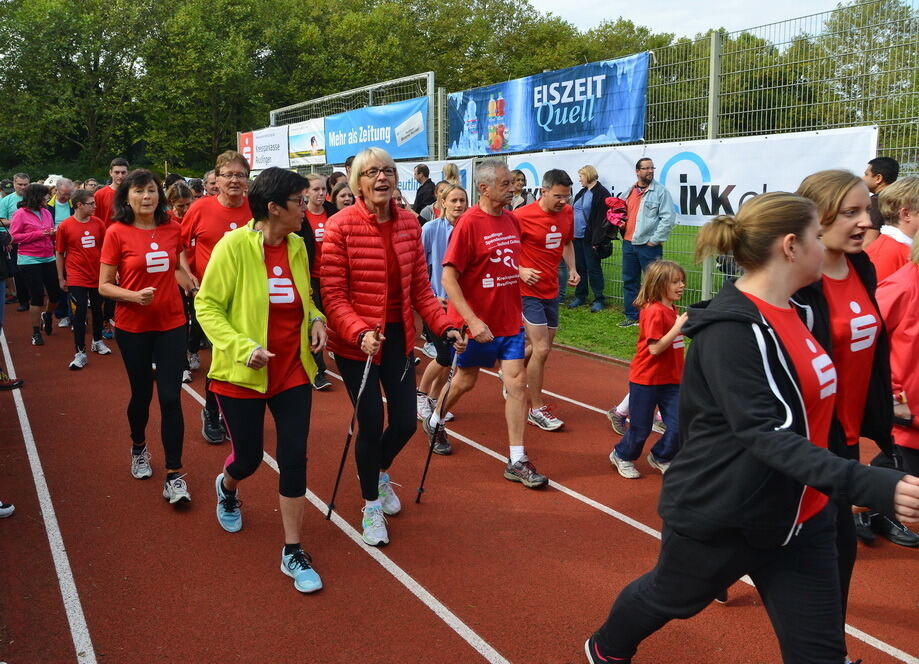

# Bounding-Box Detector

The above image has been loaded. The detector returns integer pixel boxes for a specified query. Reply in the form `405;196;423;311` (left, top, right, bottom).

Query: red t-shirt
55;216;107;288
379;221;402;323
866;233;910;282
515;201;574;299
443;206;522;338
628;302;684;385
822;262;881;446
305;209;328;280
94;186;117;228
211;242;308;399
624;185;645;242
100;221;186;333
181;196;252;280
745;293;837;524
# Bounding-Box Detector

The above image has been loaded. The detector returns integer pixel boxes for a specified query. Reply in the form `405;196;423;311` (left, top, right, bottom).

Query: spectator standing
412;164;436;215
862;157;899;246
568;165;611;313
0;173;31;310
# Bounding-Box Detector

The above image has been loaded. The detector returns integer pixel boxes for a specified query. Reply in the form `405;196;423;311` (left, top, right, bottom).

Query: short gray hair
56;178;74;191
475;160;508;187
348;147;396;194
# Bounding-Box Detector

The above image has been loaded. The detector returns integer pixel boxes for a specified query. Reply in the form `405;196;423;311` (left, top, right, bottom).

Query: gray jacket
629;179;676;246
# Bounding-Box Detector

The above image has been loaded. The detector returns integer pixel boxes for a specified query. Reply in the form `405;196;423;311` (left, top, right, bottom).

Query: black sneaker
313;372;331;391
875;514;919;547
853;511;875;544
41;311;53;335
0;369;23;390
503;455;548;488
584;634;629;663
31;331;44;346
431;427;452;455
201;408;225;444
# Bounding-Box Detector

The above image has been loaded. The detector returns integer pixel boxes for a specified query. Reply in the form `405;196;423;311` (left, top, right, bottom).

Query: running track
1;305;916;663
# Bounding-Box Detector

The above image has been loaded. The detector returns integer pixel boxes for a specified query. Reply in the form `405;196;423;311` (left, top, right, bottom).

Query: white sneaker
527;405;564;431
421;342;437;359
609;450;641;479
182;369;193;383
131;447;153;479
58;316;71;328
68;351;88;370
187;352;200;371
416;392;433;421
163;474;191;504
378;473;402;516
652;418;667;435
647;452;671;474
361;505;389;546
91;339;112;355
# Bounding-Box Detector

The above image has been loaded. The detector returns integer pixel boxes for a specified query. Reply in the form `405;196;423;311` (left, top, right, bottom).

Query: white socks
509;445;525;464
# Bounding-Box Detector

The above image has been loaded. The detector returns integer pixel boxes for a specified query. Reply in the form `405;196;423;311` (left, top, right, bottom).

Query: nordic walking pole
416;325;466;504
326;326;380;519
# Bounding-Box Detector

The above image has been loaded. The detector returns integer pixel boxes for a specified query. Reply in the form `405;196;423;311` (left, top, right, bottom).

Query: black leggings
595;505;844;663
309;277;326;374
69;286;103;351
216;385;313;497
185;292;205;355
336;322;417;500
114;325;186;469
20;261;61;307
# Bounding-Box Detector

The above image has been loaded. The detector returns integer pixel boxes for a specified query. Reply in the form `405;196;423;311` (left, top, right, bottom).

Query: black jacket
573;181;612;246
412;179;436;215
659;280;902;548
790;251;894;459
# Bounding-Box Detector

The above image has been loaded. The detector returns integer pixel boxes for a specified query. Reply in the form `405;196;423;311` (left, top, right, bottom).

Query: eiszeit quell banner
289;118;326;166
447;52;649;157
238;125;290;170
325;96;429;164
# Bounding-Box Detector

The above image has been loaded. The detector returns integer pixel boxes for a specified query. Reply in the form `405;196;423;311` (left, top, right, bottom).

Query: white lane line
181;384;509;664
1;331;97;664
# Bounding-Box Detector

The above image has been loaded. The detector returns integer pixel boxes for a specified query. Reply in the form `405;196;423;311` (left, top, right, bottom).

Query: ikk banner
238;125;290;170
507;126;878;226
447;52;649;158
325;97;429;164
288;118;326;166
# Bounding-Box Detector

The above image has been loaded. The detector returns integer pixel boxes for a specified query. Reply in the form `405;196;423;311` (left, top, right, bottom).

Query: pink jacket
876;262;919;451
10;207;55;258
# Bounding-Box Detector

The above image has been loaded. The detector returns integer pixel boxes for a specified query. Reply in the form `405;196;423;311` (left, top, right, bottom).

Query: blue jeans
572;237;604;303
622;241;663;320
614;382;680;461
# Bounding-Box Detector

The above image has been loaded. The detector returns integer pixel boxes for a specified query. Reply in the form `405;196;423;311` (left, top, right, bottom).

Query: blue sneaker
215;473;242;532
567;297;586;309
590;300;604;313
281;547;322;593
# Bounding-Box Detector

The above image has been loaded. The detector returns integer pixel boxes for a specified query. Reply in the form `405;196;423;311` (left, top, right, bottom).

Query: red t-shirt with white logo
443;206;522;338
515;201;574;299
100;221;186;333
211;242;308;399
822;261;880;446
55;215;107;288
746;293;837;524
305;210;328;280
865;233;910;282
628;302;684;385
181;196;252;280
93;186;117;228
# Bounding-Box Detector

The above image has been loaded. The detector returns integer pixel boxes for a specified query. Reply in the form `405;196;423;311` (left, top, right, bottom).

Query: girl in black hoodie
584;192;919;664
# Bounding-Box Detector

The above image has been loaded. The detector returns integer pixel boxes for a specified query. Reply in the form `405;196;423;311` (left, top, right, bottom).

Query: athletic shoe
606;408;628;435
102;321;113;340
16;304;29;312
187;352;200;371
281;547;322;593
503;455;548;488
0;369;24;390
853;511;875;544
0;501;15;518
31;331;44;346
584;634;628;663
91;340;112;355
361;505;389;546
416;392;433;421
430;399;454;422
431;426;452;455
617;318;639;328
421;342;437;359
163;474;191;504
69;351;88;370
4;294;16;304
567;298;586;309
378;472;402;516
528;405;564;431
201;408;226;444
182;369;193;384
652;418;667;435
610;450;641;479
590;300;603;313
131;447;153;479
875;515;919;547
58;316;70;328
215;473;242;533
41;311;52;335
313;372;331;390
646;452;671;475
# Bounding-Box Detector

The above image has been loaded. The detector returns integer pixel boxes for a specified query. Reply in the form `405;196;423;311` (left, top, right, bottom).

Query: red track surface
1;303;917;663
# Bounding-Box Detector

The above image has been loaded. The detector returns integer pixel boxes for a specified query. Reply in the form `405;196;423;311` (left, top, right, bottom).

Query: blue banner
447;53;649;157
325;96;429;164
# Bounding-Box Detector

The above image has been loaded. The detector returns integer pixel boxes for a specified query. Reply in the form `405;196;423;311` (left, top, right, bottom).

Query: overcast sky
529;0;844;38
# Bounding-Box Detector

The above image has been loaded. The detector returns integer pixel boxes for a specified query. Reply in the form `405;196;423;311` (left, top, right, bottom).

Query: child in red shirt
610;260;687;479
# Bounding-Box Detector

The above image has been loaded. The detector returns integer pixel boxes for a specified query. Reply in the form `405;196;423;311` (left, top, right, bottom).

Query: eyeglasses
219;172;248;180
286;196;308;207
359;167;397;179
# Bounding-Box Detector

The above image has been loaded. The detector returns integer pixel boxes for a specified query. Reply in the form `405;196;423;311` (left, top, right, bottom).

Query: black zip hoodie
658;280;903;548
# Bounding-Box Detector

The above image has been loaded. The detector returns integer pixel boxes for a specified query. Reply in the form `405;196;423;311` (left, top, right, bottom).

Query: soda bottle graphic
487;95;496;118
494;92;506;150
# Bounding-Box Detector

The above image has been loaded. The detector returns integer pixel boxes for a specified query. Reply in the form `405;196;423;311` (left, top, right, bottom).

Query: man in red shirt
183;151;253;443
425;160;548;488
515;169;579;431
94;157;129;338
866;175;918;281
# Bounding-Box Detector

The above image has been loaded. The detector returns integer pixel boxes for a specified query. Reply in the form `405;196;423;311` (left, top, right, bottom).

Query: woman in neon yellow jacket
196;167;328;594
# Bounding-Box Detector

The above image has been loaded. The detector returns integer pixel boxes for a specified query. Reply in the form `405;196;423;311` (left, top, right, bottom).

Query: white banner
251;125;290;170
507;126;879;226
288;118;325;166
396;159;475;205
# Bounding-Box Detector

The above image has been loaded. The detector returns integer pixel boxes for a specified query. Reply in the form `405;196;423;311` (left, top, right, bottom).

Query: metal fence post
701;30;723;301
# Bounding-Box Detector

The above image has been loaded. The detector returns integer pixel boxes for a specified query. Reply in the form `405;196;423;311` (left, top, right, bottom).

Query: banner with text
447;52;648;158
239;125;290;170
288;118;326;166
325;97;429;164
506;126;878;226
395;159;475;206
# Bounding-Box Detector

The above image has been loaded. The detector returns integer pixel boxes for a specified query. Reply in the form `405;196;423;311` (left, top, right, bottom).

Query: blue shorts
522;295;559;328
457;328;526;368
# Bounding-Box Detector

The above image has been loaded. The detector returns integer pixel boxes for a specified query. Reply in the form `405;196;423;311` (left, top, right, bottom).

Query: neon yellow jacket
195;219;325;393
